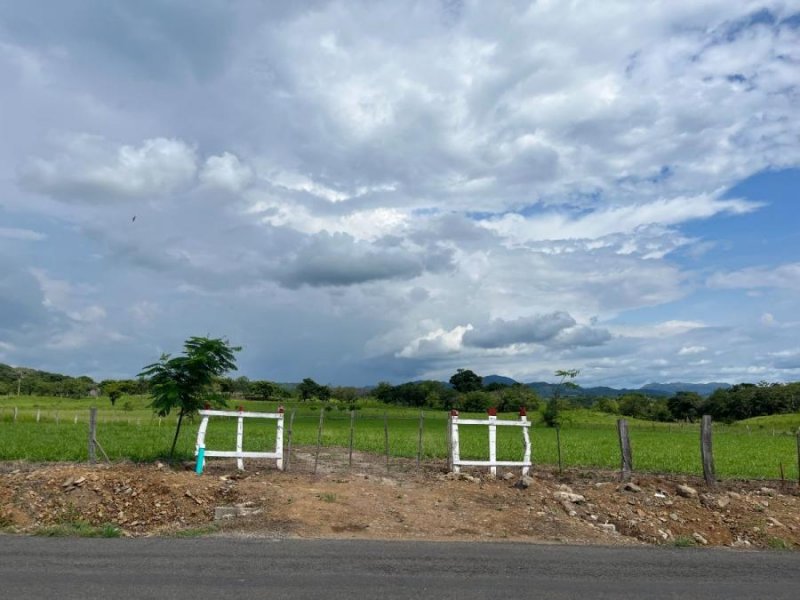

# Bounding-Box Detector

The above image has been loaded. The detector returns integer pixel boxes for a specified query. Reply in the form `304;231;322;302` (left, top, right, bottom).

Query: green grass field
0;396;798;480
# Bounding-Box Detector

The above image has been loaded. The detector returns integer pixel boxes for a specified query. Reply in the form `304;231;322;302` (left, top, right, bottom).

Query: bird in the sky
132;216;136;222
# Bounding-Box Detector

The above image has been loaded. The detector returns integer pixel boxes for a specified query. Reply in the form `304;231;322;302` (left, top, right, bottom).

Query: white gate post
450;410;460;474
196;416;210;454
520;407;531;476
487;408;497;477
275;406;285;471
236;407;244;471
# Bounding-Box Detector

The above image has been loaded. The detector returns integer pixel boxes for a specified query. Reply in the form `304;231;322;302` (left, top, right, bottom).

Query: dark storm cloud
464;312;577;348
275;232;443;288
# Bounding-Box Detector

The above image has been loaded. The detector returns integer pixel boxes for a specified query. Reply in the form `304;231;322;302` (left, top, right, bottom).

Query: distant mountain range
482;374;731;398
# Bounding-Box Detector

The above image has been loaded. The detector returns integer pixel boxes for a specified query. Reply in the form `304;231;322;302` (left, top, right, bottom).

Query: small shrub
317;493;337;503
767;537;792;550
173;525;219;538
35;521;121;538
672;536;697;548
122;401;134;412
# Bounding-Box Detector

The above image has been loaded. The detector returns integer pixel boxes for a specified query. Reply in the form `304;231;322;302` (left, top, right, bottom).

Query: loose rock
693;532;708;545
516;475;534;489
676;484;697;498
553;491;586;504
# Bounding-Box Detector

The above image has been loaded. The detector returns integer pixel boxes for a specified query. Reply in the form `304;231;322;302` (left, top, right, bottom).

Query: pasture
0;396;798;481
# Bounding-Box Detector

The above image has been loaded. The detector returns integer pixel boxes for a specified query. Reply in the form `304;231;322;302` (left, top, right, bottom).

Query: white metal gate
195;407;284;473
448;408;531;476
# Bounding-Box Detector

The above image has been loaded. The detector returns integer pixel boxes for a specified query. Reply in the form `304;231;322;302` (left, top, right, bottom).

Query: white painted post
488;408;497;477
195;416;210;456
275;406;285;471
36;409;41;423
73;414;78;425
14;407;18;422
521;409;531;476
450;410;460;474
236;411;244;471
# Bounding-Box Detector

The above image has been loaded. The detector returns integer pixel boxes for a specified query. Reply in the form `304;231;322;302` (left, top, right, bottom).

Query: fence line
1;406;799;482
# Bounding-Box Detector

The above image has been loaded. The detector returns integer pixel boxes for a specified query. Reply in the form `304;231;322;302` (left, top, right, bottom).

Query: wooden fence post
417;411;424;469
446;413;452;471
701;415;716;486
314;408;324;475
556;426;563;474
348;410;355;468
384;412;390;473
796;428;800;487
617;418;633;481
285;408;296;472
88;407;97;464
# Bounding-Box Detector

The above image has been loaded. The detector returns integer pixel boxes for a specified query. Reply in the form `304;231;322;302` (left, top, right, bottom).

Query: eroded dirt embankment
1;453;798;549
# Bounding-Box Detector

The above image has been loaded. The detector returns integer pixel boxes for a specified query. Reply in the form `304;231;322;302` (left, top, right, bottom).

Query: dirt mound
1;452;798;549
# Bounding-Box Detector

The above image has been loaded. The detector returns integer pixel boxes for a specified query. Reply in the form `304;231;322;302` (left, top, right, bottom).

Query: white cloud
0;227;46;241
199;152;253;192
480;196;760;243
708;263;800;291
678;345;707;355
21;135;197;201
397;324;473;359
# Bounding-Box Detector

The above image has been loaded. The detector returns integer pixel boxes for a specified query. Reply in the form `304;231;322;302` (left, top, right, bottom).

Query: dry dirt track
1;456;799;549
1;537;799;600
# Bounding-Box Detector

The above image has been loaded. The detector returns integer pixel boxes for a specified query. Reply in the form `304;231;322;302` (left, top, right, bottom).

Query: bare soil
1;448;798;549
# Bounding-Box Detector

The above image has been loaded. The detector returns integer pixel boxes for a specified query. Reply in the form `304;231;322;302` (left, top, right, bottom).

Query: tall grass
0;396;798;479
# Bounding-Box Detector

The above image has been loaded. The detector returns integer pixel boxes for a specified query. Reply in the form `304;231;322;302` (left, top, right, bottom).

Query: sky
1;1;799;387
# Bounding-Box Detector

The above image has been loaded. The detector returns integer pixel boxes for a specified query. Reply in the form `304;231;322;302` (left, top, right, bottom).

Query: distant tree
618;393;651;419
331;386;360;403
449;369;483;393
494;384;540;413
101;381;124;406
460;390;493;412
594;397;619;414
484;381;510;392
252;380;278;401
297;378;318;401
667;391;702;422
139;336;240;459
297;378;331;401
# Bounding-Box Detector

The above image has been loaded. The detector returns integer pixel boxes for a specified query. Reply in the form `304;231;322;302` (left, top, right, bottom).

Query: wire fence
1;406;799;482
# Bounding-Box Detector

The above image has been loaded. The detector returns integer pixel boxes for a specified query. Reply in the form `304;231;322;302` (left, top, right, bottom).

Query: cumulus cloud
464;312;577;348
397;324;473;359
199;152;253;192
275;232;450;288
20;136;197;201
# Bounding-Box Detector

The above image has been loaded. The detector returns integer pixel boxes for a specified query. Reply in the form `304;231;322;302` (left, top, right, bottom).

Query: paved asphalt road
1;536;797;599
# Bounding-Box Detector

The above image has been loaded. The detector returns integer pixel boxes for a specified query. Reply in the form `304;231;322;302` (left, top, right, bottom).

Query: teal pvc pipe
196;447;205;474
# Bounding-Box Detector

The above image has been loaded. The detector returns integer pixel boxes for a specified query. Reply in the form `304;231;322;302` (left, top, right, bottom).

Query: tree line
3;359;799;425
592;382;800;423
